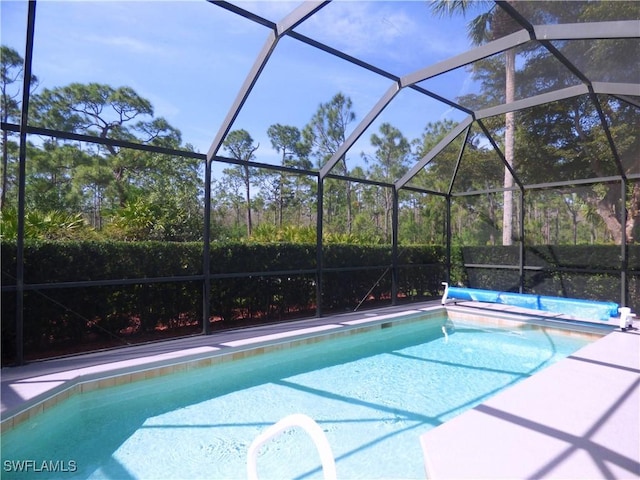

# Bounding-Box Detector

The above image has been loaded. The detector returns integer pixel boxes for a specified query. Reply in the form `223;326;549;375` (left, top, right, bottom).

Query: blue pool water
2;315;598;479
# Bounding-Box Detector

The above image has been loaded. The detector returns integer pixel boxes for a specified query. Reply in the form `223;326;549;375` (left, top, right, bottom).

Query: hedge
458;245;639;309
2;241;636;364
1;241;448;363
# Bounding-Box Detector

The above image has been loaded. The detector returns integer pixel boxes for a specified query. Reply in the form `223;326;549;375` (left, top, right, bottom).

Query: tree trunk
243;164;252;237
487;192;497;246
627;182;640;244
384;189;392;242
596;197;622;244
587;182;640;245
278;172;283;228
502;48;516;245
1;128;9;210
342;157;352;234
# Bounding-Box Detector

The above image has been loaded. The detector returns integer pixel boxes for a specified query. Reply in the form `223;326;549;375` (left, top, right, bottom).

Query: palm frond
468;12;493;45
430;0;473;18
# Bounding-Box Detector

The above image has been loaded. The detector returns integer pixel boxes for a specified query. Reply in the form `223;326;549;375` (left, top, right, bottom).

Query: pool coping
1;300;638;479
1;302;442;432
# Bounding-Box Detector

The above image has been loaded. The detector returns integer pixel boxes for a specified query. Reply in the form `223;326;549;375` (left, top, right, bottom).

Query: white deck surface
2;301;639;479
421;323;640;479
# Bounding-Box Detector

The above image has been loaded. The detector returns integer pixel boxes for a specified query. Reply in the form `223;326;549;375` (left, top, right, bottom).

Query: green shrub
2;241;636;364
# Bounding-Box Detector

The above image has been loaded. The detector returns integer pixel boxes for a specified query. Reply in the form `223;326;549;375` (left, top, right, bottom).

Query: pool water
1;316;597;479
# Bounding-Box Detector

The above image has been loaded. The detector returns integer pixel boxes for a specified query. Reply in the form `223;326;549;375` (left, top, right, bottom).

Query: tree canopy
1;0;637;245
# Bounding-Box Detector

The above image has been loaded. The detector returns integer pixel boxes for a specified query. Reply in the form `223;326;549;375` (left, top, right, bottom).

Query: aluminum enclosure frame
4;0;639;364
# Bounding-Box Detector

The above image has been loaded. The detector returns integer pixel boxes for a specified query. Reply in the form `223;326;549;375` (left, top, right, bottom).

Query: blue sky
1;0;484;173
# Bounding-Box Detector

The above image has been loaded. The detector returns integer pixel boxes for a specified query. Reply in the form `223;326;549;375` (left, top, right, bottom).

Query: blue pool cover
445;286;619;321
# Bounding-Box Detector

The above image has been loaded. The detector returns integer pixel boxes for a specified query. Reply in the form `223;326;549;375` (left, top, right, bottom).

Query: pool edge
0;302;617;435
1;306;442;433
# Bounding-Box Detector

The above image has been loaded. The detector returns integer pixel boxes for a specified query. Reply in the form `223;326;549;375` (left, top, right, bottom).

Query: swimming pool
1;311;604;479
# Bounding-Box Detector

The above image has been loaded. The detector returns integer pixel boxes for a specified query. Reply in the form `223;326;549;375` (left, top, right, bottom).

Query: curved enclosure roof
2;0;638;365
3;0;639;193
203;0;640;194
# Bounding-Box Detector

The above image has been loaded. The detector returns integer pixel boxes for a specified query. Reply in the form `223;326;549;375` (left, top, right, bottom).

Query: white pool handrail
441;281;449;305
247;413;337;480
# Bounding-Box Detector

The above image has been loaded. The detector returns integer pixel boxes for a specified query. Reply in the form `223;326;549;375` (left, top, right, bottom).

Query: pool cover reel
441;282;621;322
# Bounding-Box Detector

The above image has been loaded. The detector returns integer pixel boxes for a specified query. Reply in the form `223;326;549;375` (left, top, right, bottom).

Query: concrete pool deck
1;301;639;479
421;313;640;479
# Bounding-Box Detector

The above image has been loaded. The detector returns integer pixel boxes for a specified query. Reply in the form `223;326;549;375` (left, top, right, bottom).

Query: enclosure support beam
396;116;473;190
401;29;531;87
519;189;526;294
620;179;628;308
475;85;589;119
316;176;324;317
445;195;452;286
443;126;470;288
206;30;278;160
589;90;626;178
206;2;328;161
476;119;524;192
534;20;640;40
477;119;525;292
391;187;399;305
592;82;640;97
448;126;471;196
14;0;37;366
320;82;401;179
202;160;212;334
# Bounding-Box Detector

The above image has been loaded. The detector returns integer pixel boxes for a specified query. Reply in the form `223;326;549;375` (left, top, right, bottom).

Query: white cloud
87;35;168;57
290;1;478;78
302;2;417;58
